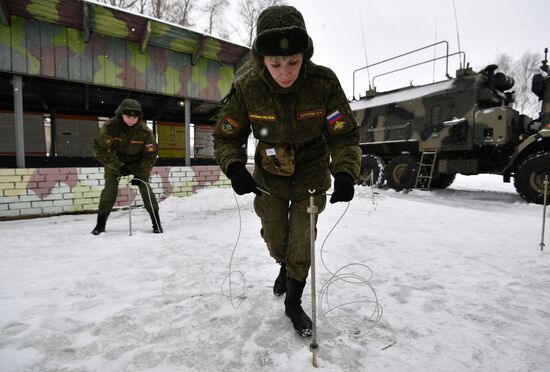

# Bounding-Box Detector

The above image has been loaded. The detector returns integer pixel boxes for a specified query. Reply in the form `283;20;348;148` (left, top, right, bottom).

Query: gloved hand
120;165;131;176
330;173;355;204
226;162;262;196
131;176;145;186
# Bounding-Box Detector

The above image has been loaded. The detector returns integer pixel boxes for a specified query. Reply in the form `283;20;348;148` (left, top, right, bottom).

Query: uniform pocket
257;142;295;176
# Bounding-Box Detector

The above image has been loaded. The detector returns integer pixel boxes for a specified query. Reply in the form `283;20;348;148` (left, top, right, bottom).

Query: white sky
286;0;548;99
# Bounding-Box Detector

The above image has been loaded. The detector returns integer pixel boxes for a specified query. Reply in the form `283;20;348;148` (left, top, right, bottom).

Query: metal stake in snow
307;189;319;368
541;175;548;251
127;178;133;236
370;169;375;205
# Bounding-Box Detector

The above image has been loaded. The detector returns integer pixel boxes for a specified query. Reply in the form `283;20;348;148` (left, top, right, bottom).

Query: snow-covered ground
1;174;549;371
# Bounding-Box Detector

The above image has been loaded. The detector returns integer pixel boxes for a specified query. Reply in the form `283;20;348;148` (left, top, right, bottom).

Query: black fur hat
115;98;143;119
252;5;313;60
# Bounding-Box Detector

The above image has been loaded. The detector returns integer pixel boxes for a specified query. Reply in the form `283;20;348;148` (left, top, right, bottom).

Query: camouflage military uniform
93;99;159;215
214;3;360;338
214;61;361;280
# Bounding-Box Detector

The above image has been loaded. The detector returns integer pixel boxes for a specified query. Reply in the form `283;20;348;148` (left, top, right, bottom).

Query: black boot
273;262;287;296
285;278;312;337
150;210;163;233
91;213;109;235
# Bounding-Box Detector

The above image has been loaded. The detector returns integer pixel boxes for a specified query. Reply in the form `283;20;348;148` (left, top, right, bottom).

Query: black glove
131;176;145;186
330;173;355;204
120;165;131;176
226;162;262;196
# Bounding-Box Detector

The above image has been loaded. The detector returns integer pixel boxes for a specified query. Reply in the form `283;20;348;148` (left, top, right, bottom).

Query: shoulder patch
327;110;350;133
221;115;242;136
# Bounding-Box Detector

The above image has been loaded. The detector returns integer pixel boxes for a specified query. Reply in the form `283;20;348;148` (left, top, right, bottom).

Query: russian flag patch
327;110;344;124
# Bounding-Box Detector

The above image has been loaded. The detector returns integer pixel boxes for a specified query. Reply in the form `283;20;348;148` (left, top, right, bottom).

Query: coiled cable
220;191;247;308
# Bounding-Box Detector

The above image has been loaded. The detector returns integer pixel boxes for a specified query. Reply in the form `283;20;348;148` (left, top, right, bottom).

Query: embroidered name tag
297;108;325;120
249;113;277;122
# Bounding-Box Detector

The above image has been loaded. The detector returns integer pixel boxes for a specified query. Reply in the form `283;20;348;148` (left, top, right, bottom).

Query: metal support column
185;98;191;166
13;75;25;168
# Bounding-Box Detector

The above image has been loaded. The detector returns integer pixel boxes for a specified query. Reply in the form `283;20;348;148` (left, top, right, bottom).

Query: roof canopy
0;0;249;66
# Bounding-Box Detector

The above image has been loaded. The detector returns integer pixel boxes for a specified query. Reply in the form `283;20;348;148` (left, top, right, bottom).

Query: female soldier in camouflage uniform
213;5;361;337
92;98;162;235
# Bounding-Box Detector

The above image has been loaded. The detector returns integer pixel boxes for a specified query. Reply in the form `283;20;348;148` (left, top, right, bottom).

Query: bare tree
236;0;287;46
201;0;229;37
513;51;540;117
494;53;514;74
149;0;170;19
167;0;196;27
134;0;148;14
98;0;138;9
490;52;541;118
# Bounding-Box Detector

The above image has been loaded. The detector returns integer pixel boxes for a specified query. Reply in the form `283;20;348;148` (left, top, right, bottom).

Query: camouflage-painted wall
0;15;234;101
0;165;232;219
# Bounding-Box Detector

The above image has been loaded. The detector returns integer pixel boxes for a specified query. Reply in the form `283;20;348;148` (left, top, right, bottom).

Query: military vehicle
350;43;550;204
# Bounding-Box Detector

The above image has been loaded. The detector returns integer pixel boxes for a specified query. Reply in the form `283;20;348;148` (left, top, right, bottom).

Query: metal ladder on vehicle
415;150;438;190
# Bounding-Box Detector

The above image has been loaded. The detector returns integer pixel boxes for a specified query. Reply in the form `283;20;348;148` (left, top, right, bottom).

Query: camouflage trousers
98;172;158;214
253;193;326;282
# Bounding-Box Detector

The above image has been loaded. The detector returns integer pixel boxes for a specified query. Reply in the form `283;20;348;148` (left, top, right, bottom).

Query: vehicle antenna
359;10;371;91
452;0;463;68
433;13;438;82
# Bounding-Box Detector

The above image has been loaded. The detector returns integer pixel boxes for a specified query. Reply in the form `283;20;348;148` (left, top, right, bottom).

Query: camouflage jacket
213;61;361;200
93;117;158;179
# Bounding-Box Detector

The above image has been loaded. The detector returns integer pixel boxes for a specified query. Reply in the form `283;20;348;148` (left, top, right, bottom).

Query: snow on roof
350;79;458;111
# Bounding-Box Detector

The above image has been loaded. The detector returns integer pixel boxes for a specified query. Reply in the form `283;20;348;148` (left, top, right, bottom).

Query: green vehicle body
350;47;550;204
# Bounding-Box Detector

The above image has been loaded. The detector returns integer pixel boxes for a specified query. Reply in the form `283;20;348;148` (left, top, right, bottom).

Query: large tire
385;155;419;191
514;151;550;204
357;154;385;187
430;173;456;189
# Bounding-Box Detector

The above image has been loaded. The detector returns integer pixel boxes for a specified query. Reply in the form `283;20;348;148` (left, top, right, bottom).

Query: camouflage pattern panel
473;107;518;146
0;21;10;71
351;73;479;153
543;75;550;127
0;16;235;102
11;0;82;30
91;5;134;40
150;21;199;55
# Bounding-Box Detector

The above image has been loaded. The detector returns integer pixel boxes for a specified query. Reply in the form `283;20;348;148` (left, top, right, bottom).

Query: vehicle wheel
430;173;456;189
357;154;385;187
385;155;419;191
514;151;550;204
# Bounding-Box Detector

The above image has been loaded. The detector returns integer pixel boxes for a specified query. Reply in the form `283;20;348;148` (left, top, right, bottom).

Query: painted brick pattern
0;166;231;219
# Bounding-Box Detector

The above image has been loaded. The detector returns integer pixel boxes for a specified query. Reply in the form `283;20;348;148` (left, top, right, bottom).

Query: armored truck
350;47;550;204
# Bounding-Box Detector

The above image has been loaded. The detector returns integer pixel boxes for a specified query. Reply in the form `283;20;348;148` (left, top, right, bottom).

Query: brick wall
0;165;230;219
